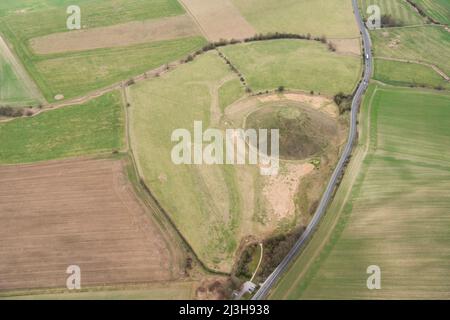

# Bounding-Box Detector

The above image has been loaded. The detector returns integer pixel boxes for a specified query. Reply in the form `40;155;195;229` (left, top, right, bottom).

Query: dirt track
0;158;178;291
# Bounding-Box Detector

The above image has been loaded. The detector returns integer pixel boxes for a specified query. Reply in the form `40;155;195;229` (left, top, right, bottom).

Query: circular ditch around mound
244;102;338;161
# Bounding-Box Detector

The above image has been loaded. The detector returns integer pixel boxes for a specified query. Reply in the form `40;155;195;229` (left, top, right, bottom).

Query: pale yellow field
179;0;256;41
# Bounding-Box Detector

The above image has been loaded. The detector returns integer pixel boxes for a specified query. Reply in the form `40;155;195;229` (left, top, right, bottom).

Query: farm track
0;57;182;123
0;34;45;104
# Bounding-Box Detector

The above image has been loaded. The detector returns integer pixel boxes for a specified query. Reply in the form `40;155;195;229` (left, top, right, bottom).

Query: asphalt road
252;0;373;300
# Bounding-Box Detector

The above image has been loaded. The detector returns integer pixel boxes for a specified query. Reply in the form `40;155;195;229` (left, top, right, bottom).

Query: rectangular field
232;0;360;38
373;58;450;90
371;25;450;76
29;15;201;55
271;86;450;299
0;0;206;101
0;158;178;292
0;91;124;164
179;0;256;41
220;39;361;96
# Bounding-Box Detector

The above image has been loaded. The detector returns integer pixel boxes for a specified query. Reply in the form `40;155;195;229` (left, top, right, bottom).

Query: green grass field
31;37;206;101
218;78;245;112
232;0;360;38
220;39;361;96
410;0;450;24
359;0;425;26
0;0;184;29
0;91;124;164
129;52;250;272
371;25;450;76
374;58;450;90
0;54;37;105
271;86;450;299
0;0;205;101
129;48;348;272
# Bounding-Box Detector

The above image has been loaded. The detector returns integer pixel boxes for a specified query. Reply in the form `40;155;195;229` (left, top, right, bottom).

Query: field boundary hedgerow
0;32;350;124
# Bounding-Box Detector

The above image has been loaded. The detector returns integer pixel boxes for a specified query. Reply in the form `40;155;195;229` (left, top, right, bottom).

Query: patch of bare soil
328;38;361;55
388;36;401;48
30;15;200;54
0;158;179;291
195;278;232;300
179;0;256;41
287;92;334;110
283;92;337;117
225;93;339;132
263;163;315;221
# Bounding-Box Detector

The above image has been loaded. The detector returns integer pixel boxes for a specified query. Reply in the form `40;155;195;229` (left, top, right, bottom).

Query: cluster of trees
182;32;335;64
234;244;258;280
216;50;250;91
255;227;306;281
408;82;445;91
333;92;354;114
0;106;33;118
243;32;327;44
327;42;337;52
380;14;404;27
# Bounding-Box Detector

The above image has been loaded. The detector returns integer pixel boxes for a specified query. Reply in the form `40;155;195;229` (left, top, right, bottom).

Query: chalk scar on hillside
263;163;315;221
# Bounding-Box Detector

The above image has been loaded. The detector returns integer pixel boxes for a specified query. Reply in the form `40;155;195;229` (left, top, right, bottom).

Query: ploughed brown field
0;158;178;292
